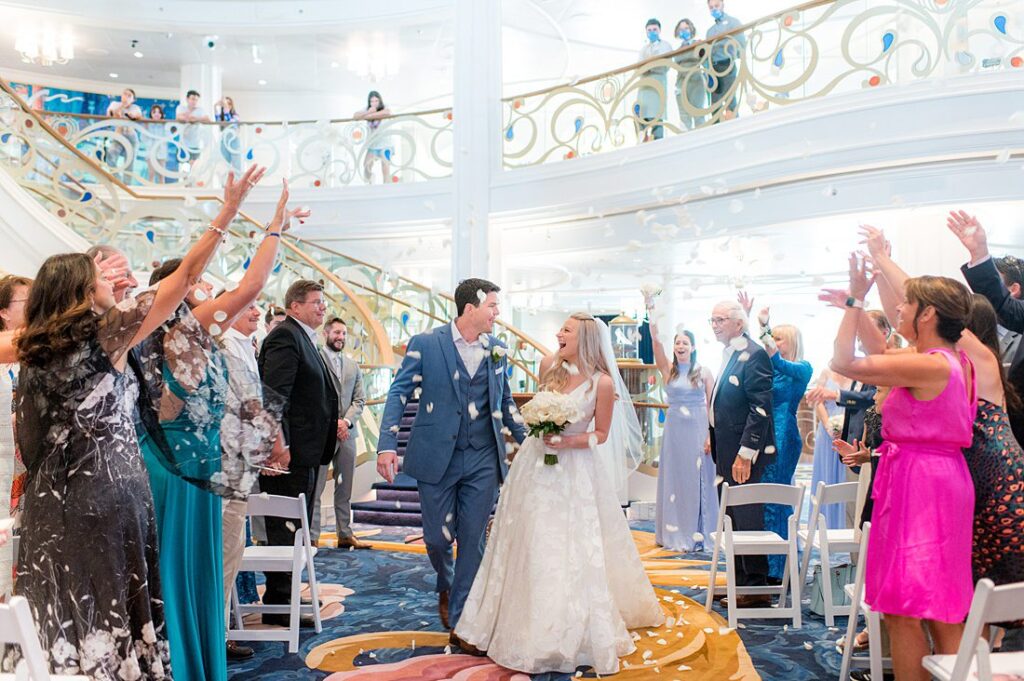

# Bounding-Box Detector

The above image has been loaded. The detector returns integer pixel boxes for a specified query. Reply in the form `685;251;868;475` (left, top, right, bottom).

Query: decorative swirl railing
502;0;1022;167
37;107;453;189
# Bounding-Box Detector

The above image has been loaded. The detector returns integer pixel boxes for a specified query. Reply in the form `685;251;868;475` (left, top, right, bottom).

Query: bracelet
759;327;773;339
207;223;227;236
265;231;281;239
844;296;865;309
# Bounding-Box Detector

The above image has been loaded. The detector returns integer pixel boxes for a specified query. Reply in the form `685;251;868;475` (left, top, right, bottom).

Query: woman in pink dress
830;249;976;681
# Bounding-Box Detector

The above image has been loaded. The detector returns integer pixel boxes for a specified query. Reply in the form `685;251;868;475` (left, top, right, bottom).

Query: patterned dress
6;292;171;679
963;399;1024;594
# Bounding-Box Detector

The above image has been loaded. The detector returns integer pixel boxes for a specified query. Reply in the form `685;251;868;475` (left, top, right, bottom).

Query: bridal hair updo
541;312;610;392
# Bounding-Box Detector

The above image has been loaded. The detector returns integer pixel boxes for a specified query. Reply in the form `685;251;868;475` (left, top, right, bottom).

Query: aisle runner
302;532;758;680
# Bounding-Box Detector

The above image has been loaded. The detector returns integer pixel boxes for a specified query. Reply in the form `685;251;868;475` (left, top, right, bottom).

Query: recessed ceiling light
258;79;267;86
109;72;119;78
133;51;144;58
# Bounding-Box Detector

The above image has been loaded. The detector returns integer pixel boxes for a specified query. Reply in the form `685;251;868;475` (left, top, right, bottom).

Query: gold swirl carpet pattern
303;531;758;680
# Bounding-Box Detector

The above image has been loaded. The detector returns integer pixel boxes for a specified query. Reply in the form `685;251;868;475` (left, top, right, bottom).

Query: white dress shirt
291;315;319;347
221;327;258;375
451;320;487;377
710;340;758;462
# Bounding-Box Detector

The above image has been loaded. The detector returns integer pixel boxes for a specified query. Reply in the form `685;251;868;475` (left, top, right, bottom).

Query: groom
377;278;526;650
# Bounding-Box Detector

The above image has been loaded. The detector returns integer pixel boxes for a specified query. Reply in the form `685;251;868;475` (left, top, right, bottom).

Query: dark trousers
259;465;318;605
716;455;769;587
710;59;739;116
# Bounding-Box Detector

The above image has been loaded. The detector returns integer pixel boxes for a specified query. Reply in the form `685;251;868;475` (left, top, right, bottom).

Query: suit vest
452;351;495;452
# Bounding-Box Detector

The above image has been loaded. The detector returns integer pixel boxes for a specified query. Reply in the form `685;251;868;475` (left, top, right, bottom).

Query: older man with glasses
707;300;775;606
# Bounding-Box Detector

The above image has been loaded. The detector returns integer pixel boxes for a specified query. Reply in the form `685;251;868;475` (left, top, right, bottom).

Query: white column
451;0;503;288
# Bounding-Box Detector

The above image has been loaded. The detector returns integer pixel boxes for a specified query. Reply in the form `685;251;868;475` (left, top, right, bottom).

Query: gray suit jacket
320;347;365;452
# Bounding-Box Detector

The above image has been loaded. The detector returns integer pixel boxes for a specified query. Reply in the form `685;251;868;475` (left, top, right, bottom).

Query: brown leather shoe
226;640;254;660
735;594;773;608
337;535;371;550
438;591;450;629
449;631;487;657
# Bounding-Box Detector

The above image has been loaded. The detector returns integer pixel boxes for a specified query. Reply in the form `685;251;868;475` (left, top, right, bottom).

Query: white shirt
451;320;486;378
174;104;207;147
323;345;345;375
221;327;258;375
710;339;758;462
290;315;319;348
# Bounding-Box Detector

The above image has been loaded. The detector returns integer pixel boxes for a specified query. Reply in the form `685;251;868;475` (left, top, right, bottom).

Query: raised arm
952;210;1024;333
647;313;673;381
771;352;812;383
128;165;266;348
193;180;308;332
818;288;889;355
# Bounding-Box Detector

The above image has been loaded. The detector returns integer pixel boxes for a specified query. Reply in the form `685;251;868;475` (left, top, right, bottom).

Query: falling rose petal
550;435;562;444
812;275;826;287
426;403;434;413
406;350;421;359
703;627;714;634
389;425;400;433
209;324;222;335
696;457;703;469
728;199;744;214
563;362;580;376
665;524;679;532
445;512;453;523
285;521;296;532
670;494;676;502
693;532;704;543
715;475;724;486
478;334;490;348
738;351;750;362
224;280;239;292
193;289;209;301
588;434;598;448
441;525;452;542
678;665;692;672
730;336;747;351
822;184;837;197
468;402;480;419
413;375;423;383
413;387;423;400
755;407;767;416
729;375;740;386
719;627;735;635
453;371;460;381
753;188;762;199
492;410;502;420
804;642;814;650
500;426;511;436
995;149;1011;164
505;442;516;455
765;445;777;454
476;289;487;302
213;310;228;322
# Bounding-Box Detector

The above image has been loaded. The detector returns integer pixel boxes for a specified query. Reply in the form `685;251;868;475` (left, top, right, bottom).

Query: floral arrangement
828;413;845;438
520;391;584;465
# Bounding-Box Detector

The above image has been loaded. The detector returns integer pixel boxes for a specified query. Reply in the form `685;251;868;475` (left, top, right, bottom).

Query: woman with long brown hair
646;294;717;552
4;165;264;678
0;274;29;600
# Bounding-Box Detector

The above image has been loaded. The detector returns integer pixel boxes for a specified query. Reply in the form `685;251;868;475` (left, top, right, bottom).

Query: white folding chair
838;522;890;681
923;578;1024;681
0;596;88;680
229;493;322;653
704;482;805;629
797;480;860;626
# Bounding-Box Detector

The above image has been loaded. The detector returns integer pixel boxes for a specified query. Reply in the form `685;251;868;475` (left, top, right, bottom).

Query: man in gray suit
311;317;368;549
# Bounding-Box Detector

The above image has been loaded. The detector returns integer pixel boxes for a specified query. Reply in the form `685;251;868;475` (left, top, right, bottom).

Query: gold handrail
37;105;454;128
503;0;832;102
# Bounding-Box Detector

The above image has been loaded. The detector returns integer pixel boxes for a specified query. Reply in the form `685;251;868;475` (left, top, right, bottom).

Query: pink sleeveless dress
865;348;977;622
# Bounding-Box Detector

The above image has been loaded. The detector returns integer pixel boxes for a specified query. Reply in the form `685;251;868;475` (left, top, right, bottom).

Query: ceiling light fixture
251;45;262;64
346;32;401;82
109;72;119;78
15;24;74;66
258;79;267;86
133;51;144;58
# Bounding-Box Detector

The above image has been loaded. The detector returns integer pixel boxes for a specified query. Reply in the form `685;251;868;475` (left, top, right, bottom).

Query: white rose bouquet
520;391;584;465
828;413;845;438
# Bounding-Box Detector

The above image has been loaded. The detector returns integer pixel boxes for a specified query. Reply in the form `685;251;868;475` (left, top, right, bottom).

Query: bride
454;312;664;675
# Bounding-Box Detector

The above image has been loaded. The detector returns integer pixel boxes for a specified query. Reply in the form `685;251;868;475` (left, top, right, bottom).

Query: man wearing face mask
705;0;746;119
636;18;673;142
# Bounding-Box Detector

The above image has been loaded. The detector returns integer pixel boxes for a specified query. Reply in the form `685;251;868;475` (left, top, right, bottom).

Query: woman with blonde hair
456;312;663;675
748;302;813;582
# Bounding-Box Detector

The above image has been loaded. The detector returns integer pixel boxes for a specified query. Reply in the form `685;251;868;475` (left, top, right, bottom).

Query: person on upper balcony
672;18;707;130
354;90;394;184
636;18;673;143
705;0;747;121
104;88;143;174
175;89;211;174
106;87;143;121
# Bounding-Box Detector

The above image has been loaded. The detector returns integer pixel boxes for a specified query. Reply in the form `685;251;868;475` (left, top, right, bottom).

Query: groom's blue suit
378;322;526;627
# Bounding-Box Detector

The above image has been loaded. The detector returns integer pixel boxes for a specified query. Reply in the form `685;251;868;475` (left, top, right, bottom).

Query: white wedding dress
455;377;664;675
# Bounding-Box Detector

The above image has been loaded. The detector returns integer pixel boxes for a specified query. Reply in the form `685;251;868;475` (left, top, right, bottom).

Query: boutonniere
490;346;507;364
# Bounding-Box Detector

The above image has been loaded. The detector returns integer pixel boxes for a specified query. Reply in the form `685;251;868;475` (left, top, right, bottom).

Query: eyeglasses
708;316;734;326
298;298;327;309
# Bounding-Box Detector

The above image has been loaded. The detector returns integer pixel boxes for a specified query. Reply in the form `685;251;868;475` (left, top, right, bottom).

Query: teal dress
140;352;228;681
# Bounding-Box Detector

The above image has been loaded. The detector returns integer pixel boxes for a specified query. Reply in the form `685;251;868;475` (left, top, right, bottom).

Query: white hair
713;300;748;332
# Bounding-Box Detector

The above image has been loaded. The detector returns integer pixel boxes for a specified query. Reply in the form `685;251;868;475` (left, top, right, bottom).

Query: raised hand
758;305;770;327
223;164;267;209
818;288;849;309
946;209;989;262
94;251;132;293
806;385;839;404
267;179;311;234
737;291;754;317
848;252;875;301
858;224;891;261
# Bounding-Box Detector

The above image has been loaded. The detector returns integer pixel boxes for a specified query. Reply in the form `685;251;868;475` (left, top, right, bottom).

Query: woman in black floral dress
963;295;1024;594
4;165;264;679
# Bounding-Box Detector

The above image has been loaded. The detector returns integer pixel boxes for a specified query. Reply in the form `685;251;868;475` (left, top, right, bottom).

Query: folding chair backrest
851;522;871;589
723;482;803;509
0;596;52;680
949;577;1024;681
820;481;859;507
247;492;306;521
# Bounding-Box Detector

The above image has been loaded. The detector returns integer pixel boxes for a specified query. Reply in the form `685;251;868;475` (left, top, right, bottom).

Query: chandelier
346;32;401;83
15;26;74;66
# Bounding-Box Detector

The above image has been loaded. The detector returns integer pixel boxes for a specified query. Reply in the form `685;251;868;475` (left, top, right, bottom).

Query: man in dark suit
708;300;775;605
258;279;338;626
951;211;1024;443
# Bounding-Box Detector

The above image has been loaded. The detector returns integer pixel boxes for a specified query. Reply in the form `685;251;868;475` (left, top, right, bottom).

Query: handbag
809;562;855;616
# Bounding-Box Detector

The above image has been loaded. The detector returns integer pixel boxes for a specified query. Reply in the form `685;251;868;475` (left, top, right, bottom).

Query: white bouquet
520;391;584;465
828;413;845;438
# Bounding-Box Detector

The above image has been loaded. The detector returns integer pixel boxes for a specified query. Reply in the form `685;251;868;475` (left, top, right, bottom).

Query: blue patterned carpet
227;521;852;680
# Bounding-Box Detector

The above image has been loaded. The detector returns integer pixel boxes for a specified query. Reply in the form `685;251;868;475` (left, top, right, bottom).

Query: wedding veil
593;318;644;505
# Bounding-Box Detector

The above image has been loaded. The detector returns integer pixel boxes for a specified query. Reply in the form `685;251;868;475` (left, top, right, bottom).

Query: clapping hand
817;288;849;309
267;179;310;234
848;252;875;301
806;385;839;405
223;164;267;209
833;438;870;467
946;209;989;262
737;291;754;317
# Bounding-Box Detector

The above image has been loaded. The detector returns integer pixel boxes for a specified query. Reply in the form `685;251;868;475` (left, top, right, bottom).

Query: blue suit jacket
377;324;527;485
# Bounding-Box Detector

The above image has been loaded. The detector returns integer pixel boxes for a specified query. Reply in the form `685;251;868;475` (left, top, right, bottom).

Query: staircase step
351;500;422;514
372;472;419;491
375;488;421;503
352;509;422;527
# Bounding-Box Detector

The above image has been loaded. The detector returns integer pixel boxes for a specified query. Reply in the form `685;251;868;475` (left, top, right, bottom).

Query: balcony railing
37;107;454;189
502;0;1022;168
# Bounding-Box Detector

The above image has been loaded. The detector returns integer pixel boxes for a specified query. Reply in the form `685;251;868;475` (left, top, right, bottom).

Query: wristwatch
844;296;864;309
